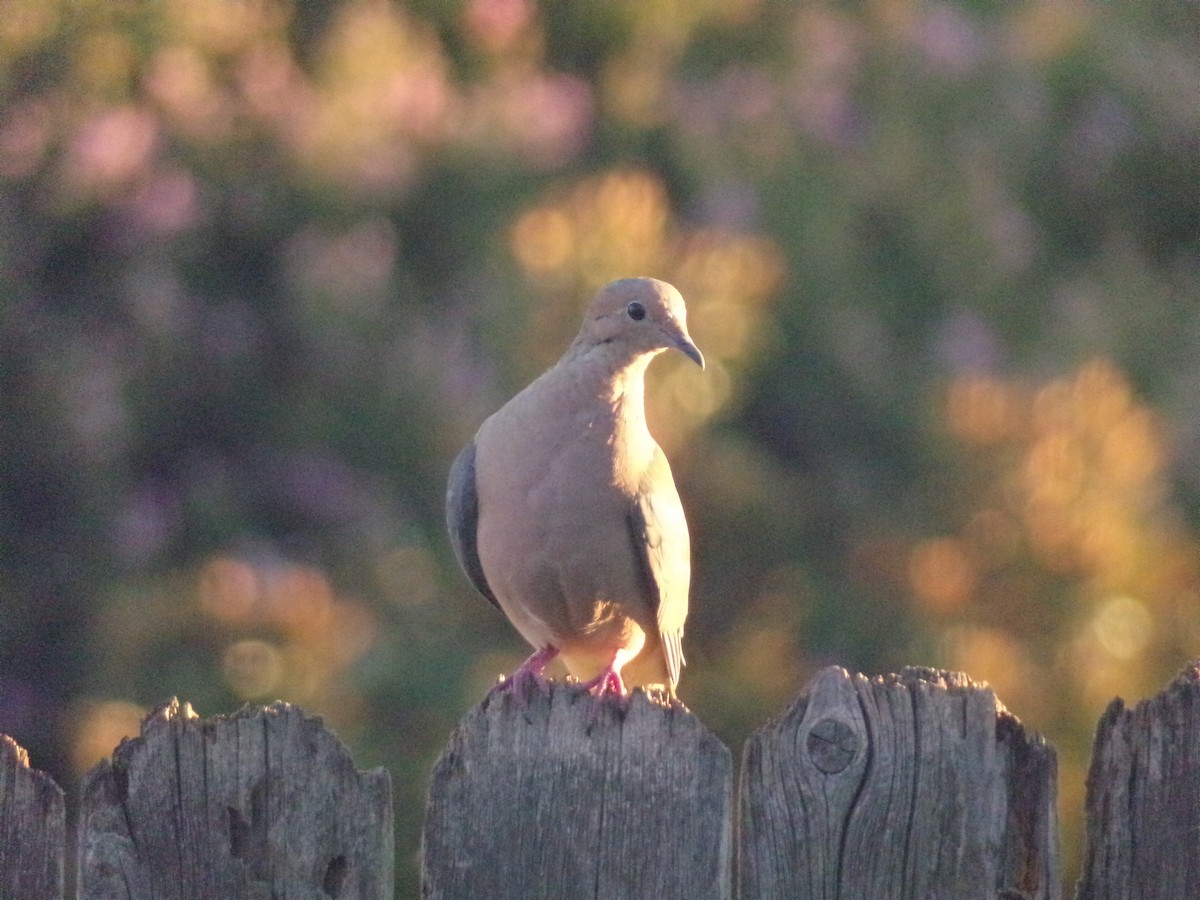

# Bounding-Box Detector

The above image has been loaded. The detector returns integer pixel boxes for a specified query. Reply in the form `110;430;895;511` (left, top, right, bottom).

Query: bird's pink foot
492;646;558;704
580;665;626;698
579;663;630;725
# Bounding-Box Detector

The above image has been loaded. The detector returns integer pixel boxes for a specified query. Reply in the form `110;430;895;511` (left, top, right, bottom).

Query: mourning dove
446;277;703;699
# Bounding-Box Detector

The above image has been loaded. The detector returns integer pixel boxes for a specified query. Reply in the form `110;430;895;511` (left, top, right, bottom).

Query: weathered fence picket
739;666;1060;900
421;682;732;900
78;699;394;900
0;662;1196;898
1077;663;1200;900
0;733;64;898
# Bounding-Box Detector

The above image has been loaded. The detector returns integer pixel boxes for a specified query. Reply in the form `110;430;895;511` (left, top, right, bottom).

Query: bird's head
575;278;705;369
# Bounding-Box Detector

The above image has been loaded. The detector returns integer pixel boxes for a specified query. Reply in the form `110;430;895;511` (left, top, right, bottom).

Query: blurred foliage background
1;0;1197;893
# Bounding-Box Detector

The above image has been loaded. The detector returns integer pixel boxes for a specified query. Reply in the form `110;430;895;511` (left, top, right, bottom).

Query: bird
445;277;703;700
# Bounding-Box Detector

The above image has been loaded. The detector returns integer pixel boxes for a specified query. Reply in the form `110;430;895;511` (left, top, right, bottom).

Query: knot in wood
806;717;858;774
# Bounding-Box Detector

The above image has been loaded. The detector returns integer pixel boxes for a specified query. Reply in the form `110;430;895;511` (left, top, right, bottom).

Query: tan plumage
446;277;703;697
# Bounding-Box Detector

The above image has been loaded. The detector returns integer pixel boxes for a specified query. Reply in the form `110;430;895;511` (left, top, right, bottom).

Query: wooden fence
1;662;1197;899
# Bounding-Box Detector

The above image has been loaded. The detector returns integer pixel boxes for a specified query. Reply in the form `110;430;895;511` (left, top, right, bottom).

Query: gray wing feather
446;441;501;610
627;479;689;690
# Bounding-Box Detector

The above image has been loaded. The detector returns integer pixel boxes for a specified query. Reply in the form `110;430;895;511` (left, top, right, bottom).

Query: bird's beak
673;334;705;369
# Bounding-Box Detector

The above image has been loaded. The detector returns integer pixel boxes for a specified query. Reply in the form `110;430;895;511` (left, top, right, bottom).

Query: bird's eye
626;301;646;321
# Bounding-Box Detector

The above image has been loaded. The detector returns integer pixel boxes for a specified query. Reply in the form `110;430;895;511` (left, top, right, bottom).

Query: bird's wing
627;448;691;689
446;440;501;610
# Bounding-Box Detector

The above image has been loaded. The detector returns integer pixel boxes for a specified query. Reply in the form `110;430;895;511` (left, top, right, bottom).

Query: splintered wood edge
1078;659;1200;895
0;731;65;806
743;664;1054;788
423;673;732;900
1087;658;1200;751
746;665;1043;739
738;666;1059;898
85;698;386;799
0;732;67;896
479;677;684;716
1;732;33;769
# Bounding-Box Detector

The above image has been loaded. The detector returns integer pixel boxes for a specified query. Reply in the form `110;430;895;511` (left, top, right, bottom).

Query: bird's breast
472;397;652;632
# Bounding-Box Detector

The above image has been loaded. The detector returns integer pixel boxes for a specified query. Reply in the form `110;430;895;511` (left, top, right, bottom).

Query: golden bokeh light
326;600;379;668
193;553;378;716
908;537;977;614
511;207;575;275
939;357;1192;596
508;168;784;447
1090;594;1154;660
1024;430;1086;506
221;638;284;699
1021;496;1077;572
515;170;670;288
925;355;1200;760
263;563;336;638
602;56;668;127
665;358;731;420
165;0;287;56
942;626;1038;715
144;44;231;140
0;0;61;57
1101;409;1162;490
70;699;145;777
197;556;260;622
1071;358;1132;430
731;625;798;690
963;508;1022;566
74;30;136;95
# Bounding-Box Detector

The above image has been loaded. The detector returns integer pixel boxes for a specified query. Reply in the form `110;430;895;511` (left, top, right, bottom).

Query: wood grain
738;666;1059;900
422;682;733;899
1077;661;1200;900
77;699;393;899
0;732;65;899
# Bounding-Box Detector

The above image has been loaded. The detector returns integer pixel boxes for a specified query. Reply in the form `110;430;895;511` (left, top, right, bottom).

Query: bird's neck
559;344;655;426
608;362;647;419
